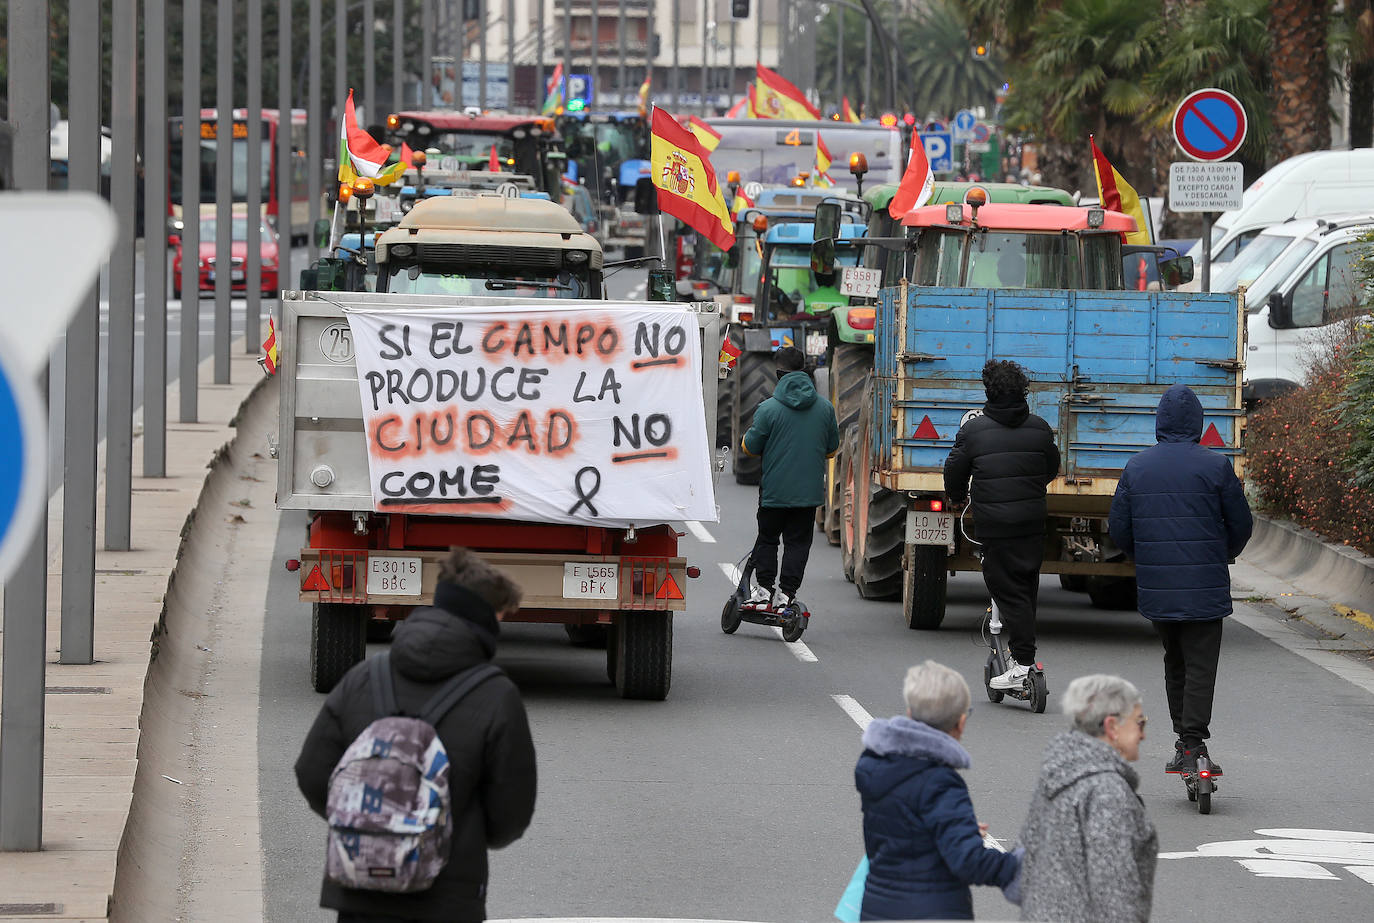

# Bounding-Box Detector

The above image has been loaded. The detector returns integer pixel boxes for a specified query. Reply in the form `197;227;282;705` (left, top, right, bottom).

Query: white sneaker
773;590;796;610
745;585;773;608
989;662;1031;690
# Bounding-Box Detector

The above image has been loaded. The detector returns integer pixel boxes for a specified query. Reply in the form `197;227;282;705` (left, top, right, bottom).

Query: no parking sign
0;193;115;582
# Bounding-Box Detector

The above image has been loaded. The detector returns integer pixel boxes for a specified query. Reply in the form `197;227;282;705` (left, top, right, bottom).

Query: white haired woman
1018;675;1157;923
855;660;1021;920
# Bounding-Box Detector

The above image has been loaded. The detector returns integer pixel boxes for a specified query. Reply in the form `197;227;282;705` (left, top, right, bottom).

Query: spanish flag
637;74;652;117
889;131;934;219
688;116;722;153
650;108;736;251
260;316;279;376
815;134;835;187
725;96;749;118
731;186;755;217
1089;135;1150;245
842;96;861;123
754;64;821;120
746;83;761;118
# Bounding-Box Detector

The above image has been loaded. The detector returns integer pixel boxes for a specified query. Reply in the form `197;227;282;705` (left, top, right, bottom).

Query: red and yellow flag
746;83;761;117
725;96;749;118
719;335;742;370
1089;135;1150;245
815;134;835;187
650;108;736;251
889;132;934;219
688;116;722;153
260;316;279;376
637;75;652;117
731;186;755;217
842;96;861;123
754;65;821;120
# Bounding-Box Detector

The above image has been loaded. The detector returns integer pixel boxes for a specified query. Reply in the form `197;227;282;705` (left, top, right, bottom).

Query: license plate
840;266;882;298
368;555;422;596
563;562;619;599
805;331;828;356
231;269;245;281
906;509;953;546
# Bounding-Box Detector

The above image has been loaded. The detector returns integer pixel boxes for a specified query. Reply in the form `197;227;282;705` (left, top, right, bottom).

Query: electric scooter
720;553;809;642
963;509;1048;712
1179;755;1218;814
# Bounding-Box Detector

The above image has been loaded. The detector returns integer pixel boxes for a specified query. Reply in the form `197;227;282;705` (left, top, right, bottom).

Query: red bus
169;108;309;242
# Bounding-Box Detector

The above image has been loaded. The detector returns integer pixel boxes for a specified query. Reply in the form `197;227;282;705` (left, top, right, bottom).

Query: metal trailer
273;291;722;700
847;280;1245;628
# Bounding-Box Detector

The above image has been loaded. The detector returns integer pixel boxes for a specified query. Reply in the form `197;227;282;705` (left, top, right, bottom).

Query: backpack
324;652;502;893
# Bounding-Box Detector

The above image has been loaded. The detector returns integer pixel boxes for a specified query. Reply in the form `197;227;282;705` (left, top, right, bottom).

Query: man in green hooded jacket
740;346;841;609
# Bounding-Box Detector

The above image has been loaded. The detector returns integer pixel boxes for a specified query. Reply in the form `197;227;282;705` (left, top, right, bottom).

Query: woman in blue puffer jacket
855;661;1022;920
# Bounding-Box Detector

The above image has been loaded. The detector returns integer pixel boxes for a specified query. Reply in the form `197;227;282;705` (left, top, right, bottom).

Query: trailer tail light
738;311;754;323
929;500;943;512
686;565;701;578
284;558;301;572
911;415;939;439
847;307;876;330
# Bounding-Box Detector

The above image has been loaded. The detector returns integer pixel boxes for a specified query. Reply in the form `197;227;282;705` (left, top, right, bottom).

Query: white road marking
831;693;874;730
1160;828;1374;886
684;520;716;543
718;561;818;662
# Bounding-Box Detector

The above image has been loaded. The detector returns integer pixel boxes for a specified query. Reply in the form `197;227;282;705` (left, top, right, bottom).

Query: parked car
172;212;280;299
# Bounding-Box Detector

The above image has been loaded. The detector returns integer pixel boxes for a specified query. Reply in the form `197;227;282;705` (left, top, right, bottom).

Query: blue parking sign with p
923;131;953;173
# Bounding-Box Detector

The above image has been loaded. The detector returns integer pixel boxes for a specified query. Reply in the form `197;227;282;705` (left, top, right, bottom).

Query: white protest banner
345;304;717;527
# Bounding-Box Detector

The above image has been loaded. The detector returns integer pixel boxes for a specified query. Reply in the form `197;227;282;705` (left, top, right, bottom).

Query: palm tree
1268;0;1332;158
898;0;1005;117
1000;0;1163;189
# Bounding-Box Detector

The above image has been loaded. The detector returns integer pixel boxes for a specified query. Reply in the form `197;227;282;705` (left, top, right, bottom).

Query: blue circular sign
1173;88;1247;161
0;341;46;584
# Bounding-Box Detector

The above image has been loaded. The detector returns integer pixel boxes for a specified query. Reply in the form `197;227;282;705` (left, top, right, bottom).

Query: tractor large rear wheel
730;349;775;485
852;384;904;600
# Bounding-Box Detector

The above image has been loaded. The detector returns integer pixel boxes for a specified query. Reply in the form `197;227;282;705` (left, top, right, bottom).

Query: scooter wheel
721;596;743;634
781;610;806;643
1029;670;1048;714
1197;788;1211;814
983;655;1004;704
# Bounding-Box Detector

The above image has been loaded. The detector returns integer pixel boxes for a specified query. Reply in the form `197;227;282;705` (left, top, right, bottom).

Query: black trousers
1155;618;1224;746
750;506;816;597
980;534;1044;666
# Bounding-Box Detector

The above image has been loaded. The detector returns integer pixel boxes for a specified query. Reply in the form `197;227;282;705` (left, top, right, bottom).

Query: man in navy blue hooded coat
1108;384;1252;776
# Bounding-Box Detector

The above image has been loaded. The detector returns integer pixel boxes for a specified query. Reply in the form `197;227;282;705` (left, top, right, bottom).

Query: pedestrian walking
739;345;840;609
1108;383;1253;775
1019;675;1156;923
855;660;1022;921
944;359;1060;690
295;548;537;923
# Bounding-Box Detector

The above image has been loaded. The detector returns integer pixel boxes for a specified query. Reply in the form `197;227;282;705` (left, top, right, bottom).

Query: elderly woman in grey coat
1019;675;1157;923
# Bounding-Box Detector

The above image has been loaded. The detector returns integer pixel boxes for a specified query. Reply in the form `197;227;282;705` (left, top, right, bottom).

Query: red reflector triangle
301;563;331;592
912;415;939;439
1200;422;1225;448
655;572;685;600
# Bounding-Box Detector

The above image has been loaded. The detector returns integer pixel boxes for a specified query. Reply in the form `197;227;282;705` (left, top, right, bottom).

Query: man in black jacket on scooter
944;360;1060;690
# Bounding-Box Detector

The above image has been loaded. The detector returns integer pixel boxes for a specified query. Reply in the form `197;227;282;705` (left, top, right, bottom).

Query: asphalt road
254;278;1374;921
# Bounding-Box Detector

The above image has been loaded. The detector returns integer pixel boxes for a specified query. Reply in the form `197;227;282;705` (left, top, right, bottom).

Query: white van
1187;149;1374;271
1241;216;1373;403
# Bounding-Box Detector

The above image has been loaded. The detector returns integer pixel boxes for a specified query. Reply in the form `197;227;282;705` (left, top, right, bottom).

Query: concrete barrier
1241;515;1374;615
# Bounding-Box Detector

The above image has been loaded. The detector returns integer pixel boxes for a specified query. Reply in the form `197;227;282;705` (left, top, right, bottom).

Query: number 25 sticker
319;322;355;363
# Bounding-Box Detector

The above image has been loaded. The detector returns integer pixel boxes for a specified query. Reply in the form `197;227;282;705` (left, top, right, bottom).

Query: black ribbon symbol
568;466;602;517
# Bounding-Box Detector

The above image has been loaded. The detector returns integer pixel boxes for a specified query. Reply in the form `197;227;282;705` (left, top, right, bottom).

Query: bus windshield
169;121;272;205
707;123;901;195
383;264;589;299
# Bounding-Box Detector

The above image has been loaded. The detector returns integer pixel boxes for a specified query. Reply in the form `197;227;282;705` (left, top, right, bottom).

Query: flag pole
327;198;343;253
651;105;668;267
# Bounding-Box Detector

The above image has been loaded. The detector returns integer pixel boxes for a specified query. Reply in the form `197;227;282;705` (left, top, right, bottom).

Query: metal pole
143;0;168;473
394;0;404;111
1202;213;1214;291
61;0;100;670
864;20;871;112
889;0;899;110
366;0;377;121
279;0;294;295
107;0;138;547
423;0;435;107
480;0;489;108
729;20;737;108
181;0;202;421
563;0;573;105
214;0;234;385
591;0;599;109
454;0;464;105
618;0;627;103
336;0;347;127
247;0;264;353
755;0;762;69
0;0;48;852
672;0;680;110
309;0;323;261
538;0;546;105
836;5;844;105
646;0;655;104
507;0;515;108
701;1;709;115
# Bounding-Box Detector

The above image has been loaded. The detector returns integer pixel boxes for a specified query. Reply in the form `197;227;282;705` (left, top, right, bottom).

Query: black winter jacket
294;589;537;922
943;395;1060;538
1108;384;1253;621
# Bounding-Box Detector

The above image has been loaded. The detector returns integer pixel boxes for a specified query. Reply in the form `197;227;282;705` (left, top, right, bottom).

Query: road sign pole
144;0;168;473
180;0;202;423
590;0;598;110
107;0;138;551
247;0;264;354
0;0;49;854
393;0;404;111
215;0;234;386
336;0;347;135
1202;212;1213;292
309;0;322;262
63;0;101;665
672;0;680;110
278;0;294;298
